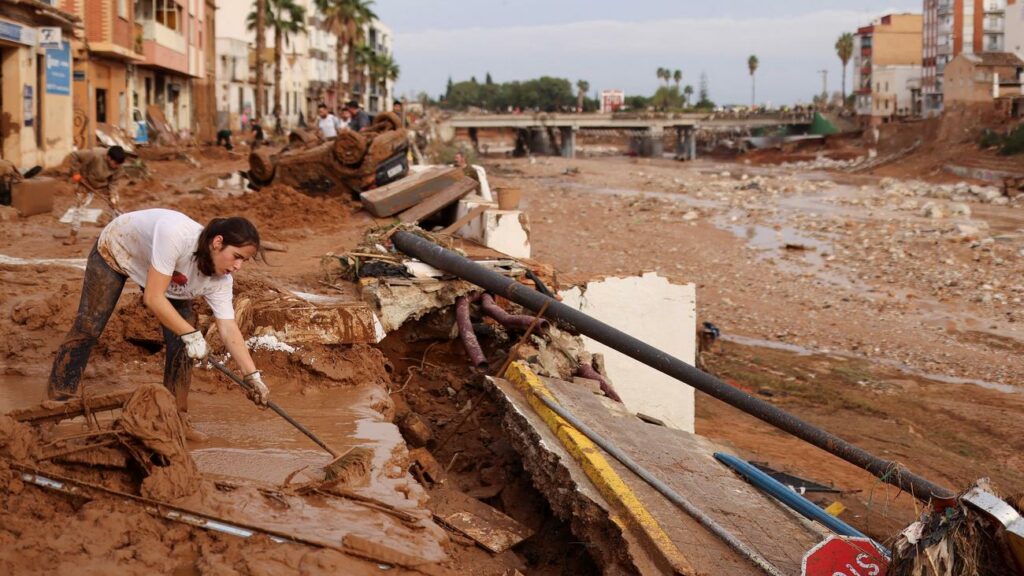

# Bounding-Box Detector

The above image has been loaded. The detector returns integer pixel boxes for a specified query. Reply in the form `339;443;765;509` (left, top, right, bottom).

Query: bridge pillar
559;127;577;158
629;126;663;158
674;127;697;161
527;127;553;155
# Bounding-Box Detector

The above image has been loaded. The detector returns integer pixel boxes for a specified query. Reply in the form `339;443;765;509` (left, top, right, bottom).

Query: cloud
393;9;908;105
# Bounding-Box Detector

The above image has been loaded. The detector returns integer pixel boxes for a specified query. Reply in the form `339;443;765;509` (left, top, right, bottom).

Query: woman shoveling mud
47;208;271;441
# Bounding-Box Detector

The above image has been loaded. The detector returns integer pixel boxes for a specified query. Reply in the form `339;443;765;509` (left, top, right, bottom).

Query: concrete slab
560;273;696;432
488;367;827;575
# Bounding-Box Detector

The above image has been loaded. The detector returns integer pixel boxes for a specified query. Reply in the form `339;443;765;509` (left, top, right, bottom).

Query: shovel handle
210;360;339;457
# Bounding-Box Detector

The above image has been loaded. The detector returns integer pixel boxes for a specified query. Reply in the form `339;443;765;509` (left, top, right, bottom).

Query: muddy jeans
48;243;196;410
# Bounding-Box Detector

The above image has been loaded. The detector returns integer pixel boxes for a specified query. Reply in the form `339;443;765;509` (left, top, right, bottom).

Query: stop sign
802;536;889;576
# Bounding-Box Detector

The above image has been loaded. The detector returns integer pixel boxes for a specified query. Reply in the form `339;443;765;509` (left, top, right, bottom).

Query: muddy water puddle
190;386;401;487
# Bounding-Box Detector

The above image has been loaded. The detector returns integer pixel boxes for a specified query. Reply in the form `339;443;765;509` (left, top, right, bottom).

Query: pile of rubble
878;177;1017;206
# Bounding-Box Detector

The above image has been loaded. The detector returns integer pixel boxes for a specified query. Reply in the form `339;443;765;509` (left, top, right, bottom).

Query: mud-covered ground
484;151;1024;539
0;146;588;575
2;137;1022;572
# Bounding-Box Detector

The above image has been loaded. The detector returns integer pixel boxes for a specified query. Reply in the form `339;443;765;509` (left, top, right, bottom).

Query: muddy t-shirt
98;209;235;319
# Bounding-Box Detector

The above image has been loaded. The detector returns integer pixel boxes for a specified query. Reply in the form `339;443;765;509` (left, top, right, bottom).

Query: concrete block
559;273;696;432
454;195;498;240
481;210;531;259
11;177;55;217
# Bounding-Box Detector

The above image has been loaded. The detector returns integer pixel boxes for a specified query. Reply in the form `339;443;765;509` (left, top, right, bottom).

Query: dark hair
393;101;402;107
107;146;126;164
193;217;261;276
346;100;359;109
318;103;328;110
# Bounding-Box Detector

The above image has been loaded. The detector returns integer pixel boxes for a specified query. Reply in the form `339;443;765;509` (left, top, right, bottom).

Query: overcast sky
374;0;922;106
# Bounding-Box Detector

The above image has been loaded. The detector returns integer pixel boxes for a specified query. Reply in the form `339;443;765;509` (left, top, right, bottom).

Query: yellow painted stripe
504;361;694;576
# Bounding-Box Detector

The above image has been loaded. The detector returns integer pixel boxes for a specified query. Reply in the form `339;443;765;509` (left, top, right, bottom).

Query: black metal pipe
392;231;954;501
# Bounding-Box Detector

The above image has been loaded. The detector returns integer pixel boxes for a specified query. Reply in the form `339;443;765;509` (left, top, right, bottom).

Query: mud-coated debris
400;412;433;448
116;384;201;501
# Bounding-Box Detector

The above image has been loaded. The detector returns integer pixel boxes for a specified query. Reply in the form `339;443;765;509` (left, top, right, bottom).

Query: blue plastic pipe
714;452;890;557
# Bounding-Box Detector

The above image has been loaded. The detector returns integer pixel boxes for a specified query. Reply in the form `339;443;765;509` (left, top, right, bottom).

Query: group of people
53;145;271;442
315;100;376;140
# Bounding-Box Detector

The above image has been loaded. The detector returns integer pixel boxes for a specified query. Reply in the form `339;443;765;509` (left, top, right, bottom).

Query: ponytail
193;217;262;276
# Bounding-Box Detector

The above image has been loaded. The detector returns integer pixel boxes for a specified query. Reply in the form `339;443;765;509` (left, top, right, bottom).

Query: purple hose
576;363;623;403
480;294;549;330
455;296;488;368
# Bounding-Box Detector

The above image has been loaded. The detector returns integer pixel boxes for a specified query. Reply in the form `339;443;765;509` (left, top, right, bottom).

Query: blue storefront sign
45;41;71;96
0;18;36;46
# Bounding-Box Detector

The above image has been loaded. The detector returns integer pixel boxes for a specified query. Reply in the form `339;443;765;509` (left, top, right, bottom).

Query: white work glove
243;371;270;406
180;330;209;360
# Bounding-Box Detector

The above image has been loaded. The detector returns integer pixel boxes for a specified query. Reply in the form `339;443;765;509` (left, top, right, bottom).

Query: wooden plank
397;177;478;224
440;204;488;235
8;391;134;424
360;166;460;217
429;487;533;553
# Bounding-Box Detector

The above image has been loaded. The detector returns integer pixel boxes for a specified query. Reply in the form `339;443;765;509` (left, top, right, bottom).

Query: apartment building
1008;0;1024;58
134;0;209;134
216;3;394;131
922;0;1011;114
854;14;924;123
0;0;78;168
58;0;145;149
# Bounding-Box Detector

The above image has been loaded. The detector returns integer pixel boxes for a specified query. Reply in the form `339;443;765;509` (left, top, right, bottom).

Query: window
155;0;182;32
118;0;127;18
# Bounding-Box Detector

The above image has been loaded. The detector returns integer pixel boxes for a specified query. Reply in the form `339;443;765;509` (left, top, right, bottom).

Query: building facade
133;0;209;135
1008;0;1024;58
0;1;78;168
923;0;1011;115
944;51;1024;103
58;0;146;149
854;14;923;123
215;3;394;133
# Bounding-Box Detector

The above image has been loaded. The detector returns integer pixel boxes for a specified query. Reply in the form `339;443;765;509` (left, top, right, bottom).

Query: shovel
209;359;354;481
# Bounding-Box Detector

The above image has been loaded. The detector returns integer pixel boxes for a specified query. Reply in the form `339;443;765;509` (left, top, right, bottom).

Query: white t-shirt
98;209;236;319
317;114;341;138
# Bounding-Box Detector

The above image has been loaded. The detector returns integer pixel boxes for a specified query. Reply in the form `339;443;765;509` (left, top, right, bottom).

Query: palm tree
317;0;376;103
747;55;759;107
683;84;694;107
353;42;375;105
248;0;306;129
254;0;267;120
366;50;399;104
576;79;589;112
655;67;664;85
835;32;854;104
658;67;672;86
673;69;682;89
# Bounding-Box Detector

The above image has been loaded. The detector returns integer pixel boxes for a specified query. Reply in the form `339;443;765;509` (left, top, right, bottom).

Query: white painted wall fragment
559;273;696;432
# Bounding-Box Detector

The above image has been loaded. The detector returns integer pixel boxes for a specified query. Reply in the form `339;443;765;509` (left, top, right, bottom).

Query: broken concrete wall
560;272;696;432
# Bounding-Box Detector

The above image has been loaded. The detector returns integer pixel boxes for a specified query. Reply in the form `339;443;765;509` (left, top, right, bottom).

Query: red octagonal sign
802;536;889;576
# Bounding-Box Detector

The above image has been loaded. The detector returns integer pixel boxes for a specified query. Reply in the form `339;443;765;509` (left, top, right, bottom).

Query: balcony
141;20;185;54
984;21;1004;33
984;4;1004;14
936;43;953;56
937;1;953;16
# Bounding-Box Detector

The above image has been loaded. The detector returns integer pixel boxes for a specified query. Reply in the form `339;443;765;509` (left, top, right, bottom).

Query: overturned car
248;112;409;198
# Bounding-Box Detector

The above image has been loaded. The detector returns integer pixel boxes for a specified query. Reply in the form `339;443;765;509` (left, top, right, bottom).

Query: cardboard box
11;177;55;217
